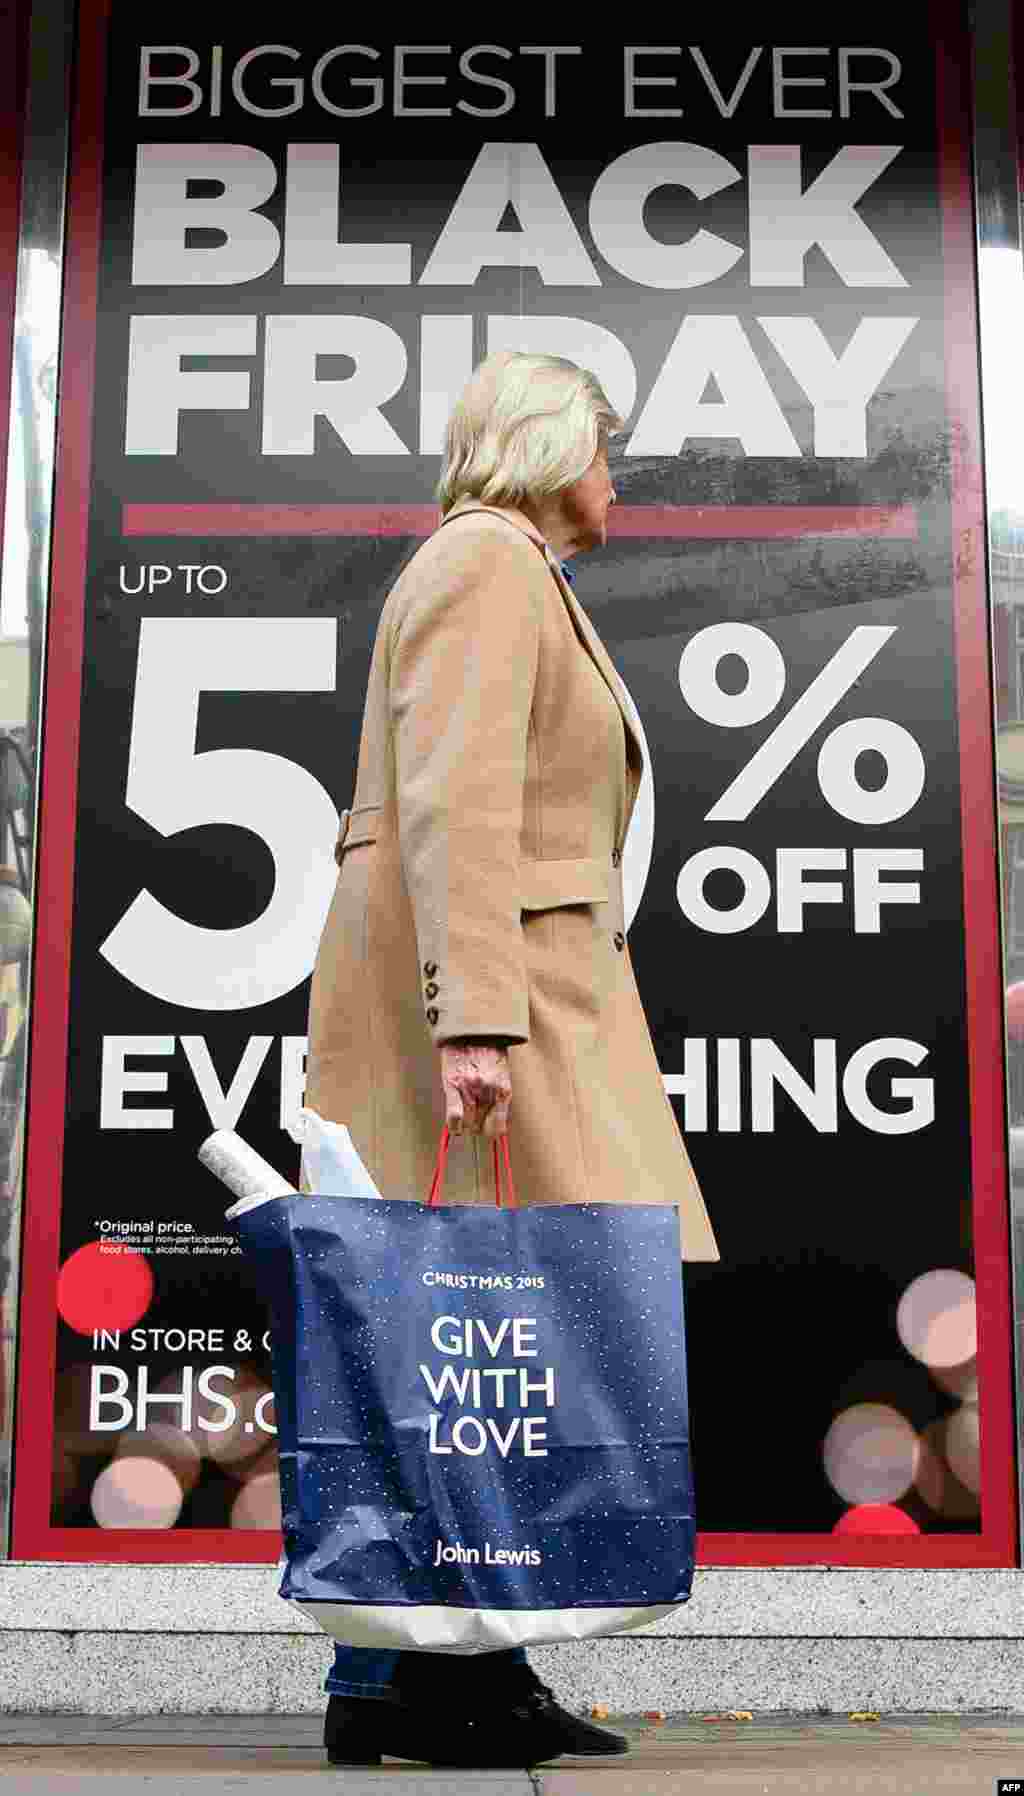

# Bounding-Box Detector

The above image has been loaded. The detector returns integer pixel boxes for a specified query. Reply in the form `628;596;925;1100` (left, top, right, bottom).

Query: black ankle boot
323;1694;388;1766
405;1654;630;1763
496;1663;631;1757
322;1689;561;1770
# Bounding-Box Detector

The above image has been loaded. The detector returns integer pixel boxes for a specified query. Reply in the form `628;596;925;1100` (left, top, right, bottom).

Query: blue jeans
325;1644;528;1699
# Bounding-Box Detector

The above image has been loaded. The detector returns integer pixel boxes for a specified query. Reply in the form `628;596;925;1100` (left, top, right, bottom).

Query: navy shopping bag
233;1128;696;1653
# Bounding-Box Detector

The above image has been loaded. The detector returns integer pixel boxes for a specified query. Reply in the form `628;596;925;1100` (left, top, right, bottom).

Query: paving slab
537;1714;1024;1793
2;1712;1024;1793
541;1768;1024;1796
0;1777;529;1795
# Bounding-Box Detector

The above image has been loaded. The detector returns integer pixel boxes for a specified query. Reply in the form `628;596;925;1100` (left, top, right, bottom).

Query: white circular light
823;1403;919;1504
896;1270;976;1368
90;1456;183;1529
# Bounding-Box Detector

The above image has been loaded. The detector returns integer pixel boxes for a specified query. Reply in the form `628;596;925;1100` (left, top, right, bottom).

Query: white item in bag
198;1130;298;1219
299;1107;384;1200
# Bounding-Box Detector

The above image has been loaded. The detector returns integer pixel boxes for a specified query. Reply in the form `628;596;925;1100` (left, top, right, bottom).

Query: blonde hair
436;350;624;516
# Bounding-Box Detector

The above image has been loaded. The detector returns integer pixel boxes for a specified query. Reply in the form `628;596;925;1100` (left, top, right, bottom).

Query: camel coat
305;498;720;1261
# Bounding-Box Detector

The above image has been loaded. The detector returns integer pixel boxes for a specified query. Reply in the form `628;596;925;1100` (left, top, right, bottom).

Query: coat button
424;982;438;999
426;1006;439;1025
423;960;437;977
611;848;621;866
613;930;625;950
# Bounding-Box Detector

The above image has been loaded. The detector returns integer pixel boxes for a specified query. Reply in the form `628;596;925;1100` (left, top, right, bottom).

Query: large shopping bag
232;1127;695;1653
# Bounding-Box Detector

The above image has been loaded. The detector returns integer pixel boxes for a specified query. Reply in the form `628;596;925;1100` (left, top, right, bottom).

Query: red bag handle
427;1126;517;1209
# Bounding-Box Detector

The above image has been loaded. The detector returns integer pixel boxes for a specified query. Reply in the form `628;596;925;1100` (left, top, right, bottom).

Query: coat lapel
540;544;645;790
438;499;645;786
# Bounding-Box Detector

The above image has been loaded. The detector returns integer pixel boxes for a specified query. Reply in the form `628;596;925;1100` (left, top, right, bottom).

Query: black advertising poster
13;8;1016;1562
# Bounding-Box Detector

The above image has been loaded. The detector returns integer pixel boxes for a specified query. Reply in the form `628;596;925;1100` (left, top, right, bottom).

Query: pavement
1;1712;1024;1793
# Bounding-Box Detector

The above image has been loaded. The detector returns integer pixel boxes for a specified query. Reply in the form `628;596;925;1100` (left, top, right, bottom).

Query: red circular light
833;1503;920;1536
56;1242;154;1336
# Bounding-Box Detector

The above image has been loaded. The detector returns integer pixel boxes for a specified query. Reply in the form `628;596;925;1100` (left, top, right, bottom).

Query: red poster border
11;3;1018;1565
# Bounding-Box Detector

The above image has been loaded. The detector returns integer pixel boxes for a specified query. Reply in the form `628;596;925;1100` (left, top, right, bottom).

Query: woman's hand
439;1038;512;1139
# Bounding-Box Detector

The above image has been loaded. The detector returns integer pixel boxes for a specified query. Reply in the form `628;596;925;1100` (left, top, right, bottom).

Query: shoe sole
558;1744;631;1756
326;1743;563;1770
326;1754;559;1770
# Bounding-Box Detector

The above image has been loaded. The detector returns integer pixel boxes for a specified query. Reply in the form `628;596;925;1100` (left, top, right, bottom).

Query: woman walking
304;350;721;1769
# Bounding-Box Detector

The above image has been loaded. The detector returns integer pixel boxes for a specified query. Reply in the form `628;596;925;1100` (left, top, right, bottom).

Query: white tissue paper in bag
198;1131;298;1221
299;1107;384;1200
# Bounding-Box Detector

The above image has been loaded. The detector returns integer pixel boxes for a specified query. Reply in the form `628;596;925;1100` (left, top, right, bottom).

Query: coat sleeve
388;524;543;1048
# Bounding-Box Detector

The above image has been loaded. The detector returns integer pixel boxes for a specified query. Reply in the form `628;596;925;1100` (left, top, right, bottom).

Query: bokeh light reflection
230;1472;281;1529
90;1455;183;1528
944;1402;981;1495
896;1270;976;1369
823;1403;919;1505
913;1417;980;1519
832;1503;920;1535
56;1241;154;1336
929;1356;978;1403
204;1377;275;1472
114;1423;202;1495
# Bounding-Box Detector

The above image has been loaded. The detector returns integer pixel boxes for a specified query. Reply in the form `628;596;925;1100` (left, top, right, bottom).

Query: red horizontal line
614;505;918;538
122;503;918;540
